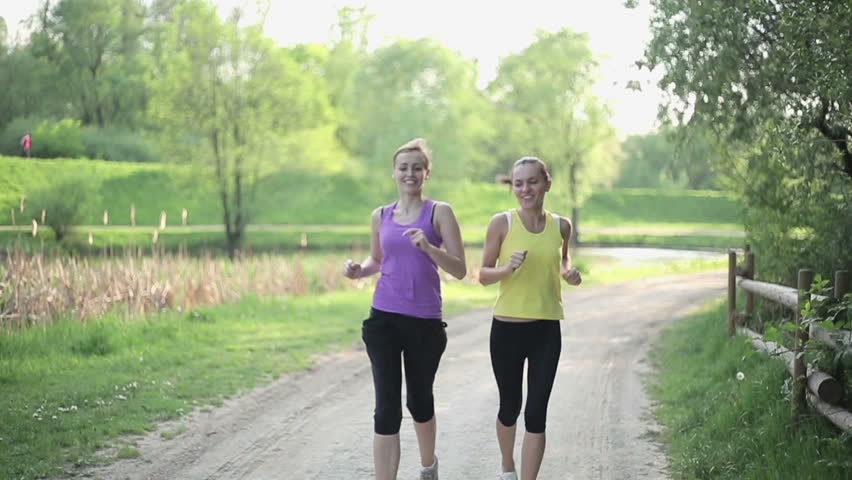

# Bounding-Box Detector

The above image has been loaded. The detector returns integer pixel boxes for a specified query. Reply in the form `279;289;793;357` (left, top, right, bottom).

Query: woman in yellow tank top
479;157;582;480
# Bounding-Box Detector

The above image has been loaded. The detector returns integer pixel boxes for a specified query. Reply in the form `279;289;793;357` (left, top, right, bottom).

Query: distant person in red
21;133;32;158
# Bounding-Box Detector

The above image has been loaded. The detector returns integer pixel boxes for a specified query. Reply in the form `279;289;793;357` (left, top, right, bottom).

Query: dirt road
88;271;725;480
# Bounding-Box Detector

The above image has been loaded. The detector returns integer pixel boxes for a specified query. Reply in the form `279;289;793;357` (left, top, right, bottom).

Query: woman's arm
404;202;467;279
479;213;526;285
558;216;582;285
343;207;383;279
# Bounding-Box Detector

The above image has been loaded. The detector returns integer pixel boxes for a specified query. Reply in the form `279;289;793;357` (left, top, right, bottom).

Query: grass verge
650;302;852;480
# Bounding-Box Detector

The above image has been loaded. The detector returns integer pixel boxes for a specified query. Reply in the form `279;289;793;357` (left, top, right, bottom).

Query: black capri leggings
490;318;561;434
362;308;447;435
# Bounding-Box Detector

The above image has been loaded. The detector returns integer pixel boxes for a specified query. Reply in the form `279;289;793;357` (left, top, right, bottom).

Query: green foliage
26;176;101;242
1;117;86;159
487;28;620;206
32;118;86;158
80;126;158;163
0;117;41;156
617;127;721;190
345;37;495;181
148;0;334;256
47;0;149;128
644;0;852;284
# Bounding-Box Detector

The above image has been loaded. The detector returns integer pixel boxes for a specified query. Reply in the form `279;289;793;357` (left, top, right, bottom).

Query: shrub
27;177;101;242
0;117;85;159
81;126;159;163
0;117;40;157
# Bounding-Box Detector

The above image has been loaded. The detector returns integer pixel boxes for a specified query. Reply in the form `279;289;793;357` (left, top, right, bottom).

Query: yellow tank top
493;209;564;320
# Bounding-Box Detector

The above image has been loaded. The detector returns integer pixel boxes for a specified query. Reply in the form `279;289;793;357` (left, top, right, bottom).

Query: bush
0;117;85;159
27;177;101;242
32;118;85;159
81;126;159;163
0;117;40;157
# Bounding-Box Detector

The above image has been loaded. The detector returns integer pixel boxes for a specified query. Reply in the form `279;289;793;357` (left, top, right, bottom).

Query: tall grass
0;249;365;330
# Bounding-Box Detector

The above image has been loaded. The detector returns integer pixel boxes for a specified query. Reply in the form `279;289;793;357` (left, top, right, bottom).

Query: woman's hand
402;228;433;253
342;259;363;279
507;250;527;271
561;267;582;285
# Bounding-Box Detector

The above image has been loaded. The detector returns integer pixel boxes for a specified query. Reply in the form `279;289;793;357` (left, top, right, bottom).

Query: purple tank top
372;199;443;319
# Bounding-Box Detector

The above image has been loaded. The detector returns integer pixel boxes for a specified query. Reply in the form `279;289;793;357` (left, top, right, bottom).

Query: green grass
1;156;743;252
0;255;725;479
650;302;852;480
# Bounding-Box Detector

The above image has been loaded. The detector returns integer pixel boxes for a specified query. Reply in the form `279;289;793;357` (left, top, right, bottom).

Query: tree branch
813;100;852;180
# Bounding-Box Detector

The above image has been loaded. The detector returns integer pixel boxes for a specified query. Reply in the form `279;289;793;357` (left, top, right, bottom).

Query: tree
28;177;100;243
346;37;495;181
617;128;720;189
488;28;619;242
149;0;331;258
639;0;852;282
641;0;852;182
38;0;149;128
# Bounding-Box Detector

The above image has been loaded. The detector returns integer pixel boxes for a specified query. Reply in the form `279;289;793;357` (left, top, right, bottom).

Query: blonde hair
393;138;432;169
511;156;551;182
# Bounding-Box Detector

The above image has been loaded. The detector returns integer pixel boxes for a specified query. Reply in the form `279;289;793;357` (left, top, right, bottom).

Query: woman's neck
518;206;546;228
396;193;425;213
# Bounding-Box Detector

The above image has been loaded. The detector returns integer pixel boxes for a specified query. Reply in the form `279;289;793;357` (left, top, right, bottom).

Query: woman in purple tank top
342;138;466;480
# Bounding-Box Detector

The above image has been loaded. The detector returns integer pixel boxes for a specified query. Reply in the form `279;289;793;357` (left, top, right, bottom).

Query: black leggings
362;308;447;435
490;318;561;434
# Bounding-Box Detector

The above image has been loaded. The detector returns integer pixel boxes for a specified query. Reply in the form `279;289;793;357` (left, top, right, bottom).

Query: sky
1;0;664;137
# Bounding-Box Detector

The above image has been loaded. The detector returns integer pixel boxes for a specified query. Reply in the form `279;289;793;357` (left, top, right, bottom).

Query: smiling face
393;151;430;194
511;161;551;209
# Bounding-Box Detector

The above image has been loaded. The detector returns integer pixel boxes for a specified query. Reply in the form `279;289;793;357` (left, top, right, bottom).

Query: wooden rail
728;247;851;432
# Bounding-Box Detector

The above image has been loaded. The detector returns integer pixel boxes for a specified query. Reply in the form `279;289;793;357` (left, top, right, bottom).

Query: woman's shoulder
548;212;572;236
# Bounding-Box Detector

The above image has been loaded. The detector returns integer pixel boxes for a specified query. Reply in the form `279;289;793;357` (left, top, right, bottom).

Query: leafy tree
617;128;720;189
28;177;100;242
35;0;149;128
345;37;495;181
642;0;851;180
488;28;619;240
639;0;852;282
149;0;331;258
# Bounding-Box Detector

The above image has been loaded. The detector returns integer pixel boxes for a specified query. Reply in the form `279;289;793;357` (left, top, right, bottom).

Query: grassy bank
0;256;725;479
1;156;742;251
650;302;852;479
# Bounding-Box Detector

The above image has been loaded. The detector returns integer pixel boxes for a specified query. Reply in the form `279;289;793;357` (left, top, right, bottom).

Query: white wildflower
736;372;745;381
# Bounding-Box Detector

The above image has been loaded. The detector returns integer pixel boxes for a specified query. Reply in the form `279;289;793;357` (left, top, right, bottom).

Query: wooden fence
727;247;851;432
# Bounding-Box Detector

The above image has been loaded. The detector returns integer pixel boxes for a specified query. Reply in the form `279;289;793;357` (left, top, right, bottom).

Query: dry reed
0;249;356;330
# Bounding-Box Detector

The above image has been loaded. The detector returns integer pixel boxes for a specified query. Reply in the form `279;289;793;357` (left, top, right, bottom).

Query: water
577;247;725;263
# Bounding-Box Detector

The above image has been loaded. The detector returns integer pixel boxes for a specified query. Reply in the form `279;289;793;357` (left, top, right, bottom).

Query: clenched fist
507;250;527;271
342;259;362;279
561;267;582;285
402;228;432;252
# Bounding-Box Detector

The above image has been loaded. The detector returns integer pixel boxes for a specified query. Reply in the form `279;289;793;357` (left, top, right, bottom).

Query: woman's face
393;151;429;194
512;163;550;209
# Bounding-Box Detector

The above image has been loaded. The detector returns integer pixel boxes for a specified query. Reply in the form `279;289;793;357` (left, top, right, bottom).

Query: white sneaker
499;471;518;480
420;456;438;480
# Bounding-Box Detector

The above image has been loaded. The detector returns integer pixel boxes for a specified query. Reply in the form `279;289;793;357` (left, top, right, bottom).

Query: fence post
745;248;755;320
792;268;814;421
727;250;737;336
